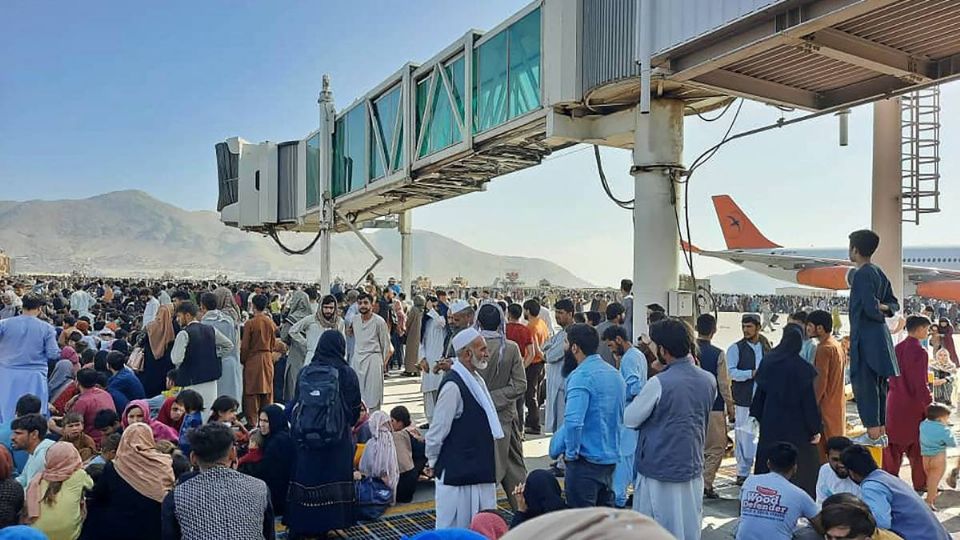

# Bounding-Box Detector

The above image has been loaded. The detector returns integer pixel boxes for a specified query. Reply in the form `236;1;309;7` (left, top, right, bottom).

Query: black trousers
524;363;545;431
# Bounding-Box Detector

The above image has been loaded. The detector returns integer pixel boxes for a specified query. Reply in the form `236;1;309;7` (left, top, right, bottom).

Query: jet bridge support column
871;98;904;303
399;210;413;295
631;99;683;340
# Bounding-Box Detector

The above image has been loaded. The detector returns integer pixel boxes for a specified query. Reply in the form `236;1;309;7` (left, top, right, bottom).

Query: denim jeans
565;458;615;508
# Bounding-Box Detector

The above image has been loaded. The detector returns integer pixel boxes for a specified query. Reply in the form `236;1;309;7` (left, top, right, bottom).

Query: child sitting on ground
209;395;249;455
86;432;122;467
389;406;428;503
919;402;956;510
60;413;97;461
175;389;204;456
238;430;264;469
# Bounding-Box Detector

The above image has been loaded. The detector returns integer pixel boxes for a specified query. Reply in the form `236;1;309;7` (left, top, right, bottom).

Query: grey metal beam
801;28;935;82
692;69;821;110
819;74;909;107
666;0;903;82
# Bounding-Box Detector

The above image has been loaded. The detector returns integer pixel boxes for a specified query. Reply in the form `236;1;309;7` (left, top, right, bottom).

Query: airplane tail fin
711;195;781;250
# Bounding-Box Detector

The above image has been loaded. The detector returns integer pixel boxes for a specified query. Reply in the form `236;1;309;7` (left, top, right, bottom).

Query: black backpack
291;363;345;449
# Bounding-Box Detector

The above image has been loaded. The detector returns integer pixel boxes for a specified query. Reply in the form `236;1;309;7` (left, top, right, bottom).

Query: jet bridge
215;0;960;335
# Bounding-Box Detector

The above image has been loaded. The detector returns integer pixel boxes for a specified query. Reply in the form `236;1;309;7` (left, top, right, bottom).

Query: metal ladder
901;86;941;224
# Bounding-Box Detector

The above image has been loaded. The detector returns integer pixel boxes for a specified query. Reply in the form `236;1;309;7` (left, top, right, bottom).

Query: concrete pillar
870;98;904;303
318;75;336;294
399;210;413;295
631;100;683;340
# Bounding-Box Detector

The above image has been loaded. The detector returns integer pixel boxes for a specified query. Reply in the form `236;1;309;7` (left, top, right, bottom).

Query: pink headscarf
26;442;82;519
60;346;80;374
359;410;399;502
121;399;179;443
471;512;509;539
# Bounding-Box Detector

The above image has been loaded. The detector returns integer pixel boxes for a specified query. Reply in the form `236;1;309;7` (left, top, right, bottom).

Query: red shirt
70;387;116;446
506;322;533;360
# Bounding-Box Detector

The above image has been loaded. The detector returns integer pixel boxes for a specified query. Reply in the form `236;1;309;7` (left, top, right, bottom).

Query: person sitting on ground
737;442;819;540
161;422;275;540
87;432;122;467
237;429;264;468
841;444;950;539
503;507;675;540
919;402;956;510
470;510;509;540
510;469;566;529
24;441;93;540
68;367;116;446
121;399;179;443
174;389;204;456
249;404;295;517
208;395;249;454
59;413;97;462
105;350;145;413
358;410;400;503
0;445;24;528
816;436;860;506
84;423;174;540
793;493;904;540
390;405;427;503
11;413;55;489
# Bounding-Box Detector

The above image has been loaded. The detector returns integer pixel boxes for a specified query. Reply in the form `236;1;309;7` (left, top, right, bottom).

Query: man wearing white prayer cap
426;326;504;529
435;298;476;374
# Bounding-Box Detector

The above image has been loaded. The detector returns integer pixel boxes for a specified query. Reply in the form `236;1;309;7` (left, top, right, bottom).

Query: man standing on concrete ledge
846;229;899;447
427;327;502;529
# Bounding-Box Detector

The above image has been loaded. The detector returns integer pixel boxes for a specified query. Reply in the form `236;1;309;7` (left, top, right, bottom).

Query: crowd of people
0;229;956;540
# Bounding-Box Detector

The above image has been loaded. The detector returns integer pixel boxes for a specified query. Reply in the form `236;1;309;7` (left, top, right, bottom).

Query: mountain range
0;190;593;287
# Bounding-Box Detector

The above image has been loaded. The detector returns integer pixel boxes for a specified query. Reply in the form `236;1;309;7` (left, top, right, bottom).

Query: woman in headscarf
502;507;674;540
285;331;362;539
510;469;566;528
280;289;317;401
750;324;823;498
24;442;92;540
0;445;23;528
213;286;242;325
358;410;400;503
47;358;75;404
937;317;958;366
156;395;186;432
60;346;80;375
242;404;296;517
137;303;176;397
121;399;179;443
84;423;174;540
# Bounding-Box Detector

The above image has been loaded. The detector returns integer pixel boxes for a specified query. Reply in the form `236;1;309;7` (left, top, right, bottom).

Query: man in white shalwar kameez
624;318;716;540
426;328;504;530
542;299;576;434
419;296;446;423
348;293;391;411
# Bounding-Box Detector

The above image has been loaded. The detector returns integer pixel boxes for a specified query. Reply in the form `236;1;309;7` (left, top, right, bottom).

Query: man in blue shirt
727;313;770;484
105;350;145;413
602;324;646;508
0;294;60;423
842;444;950;539
0;394;42;475
737;442;818;540
549;323;624;508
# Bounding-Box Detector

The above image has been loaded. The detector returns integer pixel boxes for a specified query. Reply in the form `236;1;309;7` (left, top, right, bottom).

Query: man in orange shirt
523;299;549;435
807;309;846;462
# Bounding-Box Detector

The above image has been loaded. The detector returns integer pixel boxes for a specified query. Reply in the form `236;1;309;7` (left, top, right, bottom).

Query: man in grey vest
726;313;770;485
625;318;715;540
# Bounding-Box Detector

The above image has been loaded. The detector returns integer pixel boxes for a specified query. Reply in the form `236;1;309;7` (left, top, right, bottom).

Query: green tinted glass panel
392;124;404;171
417;72;462;158
306;133;321;207
370;85;402;180
508;8;541;119
474;31;508;133
415;76;430;152
445;56;466;120
332;105;366;196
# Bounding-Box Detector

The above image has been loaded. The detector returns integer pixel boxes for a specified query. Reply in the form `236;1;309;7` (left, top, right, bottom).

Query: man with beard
437;299;475;373
474;303;527;510
419;296;447;427
347;293;391;411
816;437;860;505
727;313;770;485
426;328;503;529
603;324;647;508
542;299;575;435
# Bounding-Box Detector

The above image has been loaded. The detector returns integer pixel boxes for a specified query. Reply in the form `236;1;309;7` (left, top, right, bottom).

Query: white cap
449;299;471;314
451;327;482;352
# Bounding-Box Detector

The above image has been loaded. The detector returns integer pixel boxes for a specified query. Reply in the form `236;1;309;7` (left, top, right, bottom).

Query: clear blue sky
2;1;958;286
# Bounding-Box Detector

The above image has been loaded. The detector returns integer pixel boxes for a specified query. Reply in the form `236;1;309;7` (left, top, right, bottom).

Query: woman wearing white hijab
359;410;400;502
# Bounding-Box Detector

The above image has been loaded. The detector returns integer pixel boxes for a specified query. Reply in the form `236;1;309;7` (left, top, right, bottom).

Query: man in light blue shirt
788;311;817;364
0;294;60;423
11;413;55;489
602;324;647;508
727;313;769;483
0;394;42;476
549;323;624;508
737;442;818;540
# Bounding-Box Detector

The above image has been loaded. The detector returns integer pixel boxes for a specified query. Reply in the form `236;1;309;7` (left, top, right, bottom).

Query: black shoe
419;423;430;430
524;427;542;436
401;371;418;377
549;465;565;478
704;487;720;499
736;476;747;486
